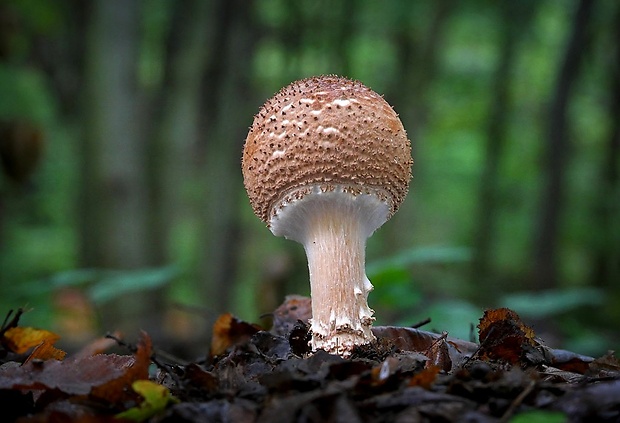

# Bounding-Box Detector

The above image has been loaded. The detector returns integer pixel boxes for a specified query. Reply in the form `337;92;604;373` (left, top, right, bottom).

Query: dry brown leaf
89;331;152;405
0;332;153;419
184;363;219;394
15;399;125;423
372;326;478;372
0;353;129;394
271;295;312;336
542;346;593;374
210;313;261;358
479;308;536;344
409;365;441;389
477;308;538;365
587;351;620;378
369;357;399;386
425;333;452;372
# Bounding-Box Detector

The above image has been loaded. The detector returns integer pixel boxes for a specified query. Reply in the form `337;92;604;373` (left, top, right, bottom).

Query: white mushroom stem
270;187;390;356
304;207;375;355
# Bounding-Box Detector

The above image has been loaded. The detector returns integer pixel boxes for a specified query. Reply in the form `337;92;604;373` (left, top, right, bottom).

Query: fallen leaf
90;331;152;405
587;350;620;378
372;326;477;372
409;365;441;389
210;313;261;358
540;365;586;383
543;346;593;374
24;339;66;363
13;399;122;423
0;354;128;394
3;326;61;355
164;399;257;423
478;308;536;345
271;295;312;336
477;308;538;364
116;380;179;422
551;379;620;420
425;333;452;372
183;362;219;393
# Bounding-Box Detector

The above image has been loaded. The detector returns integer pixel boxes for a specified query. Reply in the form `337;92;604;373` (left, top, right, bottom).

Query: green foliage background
0;0;617;357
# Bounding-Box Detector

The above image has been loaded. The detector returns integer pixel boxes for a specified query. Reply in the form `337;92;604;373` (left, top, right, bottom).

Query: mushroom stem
294;193;386;356
243;77;412;357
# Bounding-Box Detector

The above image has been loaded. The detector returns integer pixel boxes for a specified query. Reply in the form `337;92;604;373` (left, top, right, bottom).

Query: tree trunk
149;0;216;266
383;0;453;251
591;4;620;300
30;0;87;117
531;0;594;290
333;0;356;77
81;0;154;337
198;0;260;314
470;1;534;299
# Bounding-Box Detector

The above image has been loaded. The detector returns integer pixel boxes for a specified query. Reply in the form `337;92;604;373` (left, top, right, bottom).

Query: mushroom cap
242;75;412;228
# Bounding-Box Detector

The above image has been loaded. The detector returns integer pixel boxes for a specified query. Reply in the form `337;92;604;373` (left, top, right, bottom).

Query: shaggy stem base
302;205;376;356
269;187;391;356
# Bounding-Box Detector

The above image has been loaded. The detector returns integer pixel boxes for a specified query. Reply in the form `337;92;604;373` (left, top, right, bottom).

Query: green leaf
500;288;604;319
88;266;179;304
116;380;179;422
509;410;567;423
367;246;471;276
409;299;481;341
370;266;421;310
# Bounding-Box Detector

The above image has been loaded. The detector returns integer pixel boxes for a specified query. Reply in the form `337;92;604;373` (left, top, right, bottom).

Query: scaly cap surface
242;75;412;225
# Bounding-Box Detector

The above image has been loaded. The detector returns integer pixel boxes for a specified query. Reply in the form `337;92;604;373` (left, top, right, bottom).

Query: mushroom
242;75;412;356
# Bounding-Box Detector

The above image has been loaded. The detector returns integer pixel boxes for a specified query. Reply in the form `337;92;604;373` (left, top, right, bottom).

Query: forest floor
1;296;619;423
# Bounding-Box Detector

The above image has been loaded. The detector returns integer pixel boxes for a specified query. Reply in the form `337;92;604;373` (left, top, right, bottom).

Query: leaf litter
0;299;618;422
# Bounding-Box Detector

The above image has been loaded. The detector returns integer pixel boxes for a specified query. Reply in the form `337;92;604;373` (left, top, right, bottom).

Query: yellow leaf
116;380;179;422
3;327;61;354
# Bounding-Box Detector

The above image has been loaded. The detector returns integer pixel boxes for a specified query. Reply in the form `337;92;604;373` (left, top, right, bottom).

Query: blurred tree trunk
383;0;453;250
591;6;620;300
333;0;356;77
470;2;534;299
149;0;215;265
531;0;594;290
281;1;304;80
81;0;157;337
30;0;87;117
198;0;259;314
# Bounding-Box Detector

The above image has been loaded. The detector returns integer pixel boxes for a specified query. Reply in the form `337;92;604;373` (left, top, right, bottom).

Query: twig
461;325;496;368
0;308;24;337
153;348;190;367
411;317;431;329
499;380;536;423
105;333;135;352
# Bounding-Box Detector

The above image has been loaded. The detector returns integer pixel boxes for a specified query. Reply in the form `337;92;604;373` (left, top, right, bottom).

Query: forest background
0;0;618;360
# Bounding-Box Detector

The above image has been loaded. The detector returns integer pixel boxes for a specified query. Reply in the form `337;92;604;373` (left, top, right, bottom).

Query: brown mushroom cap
242;75;412;227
